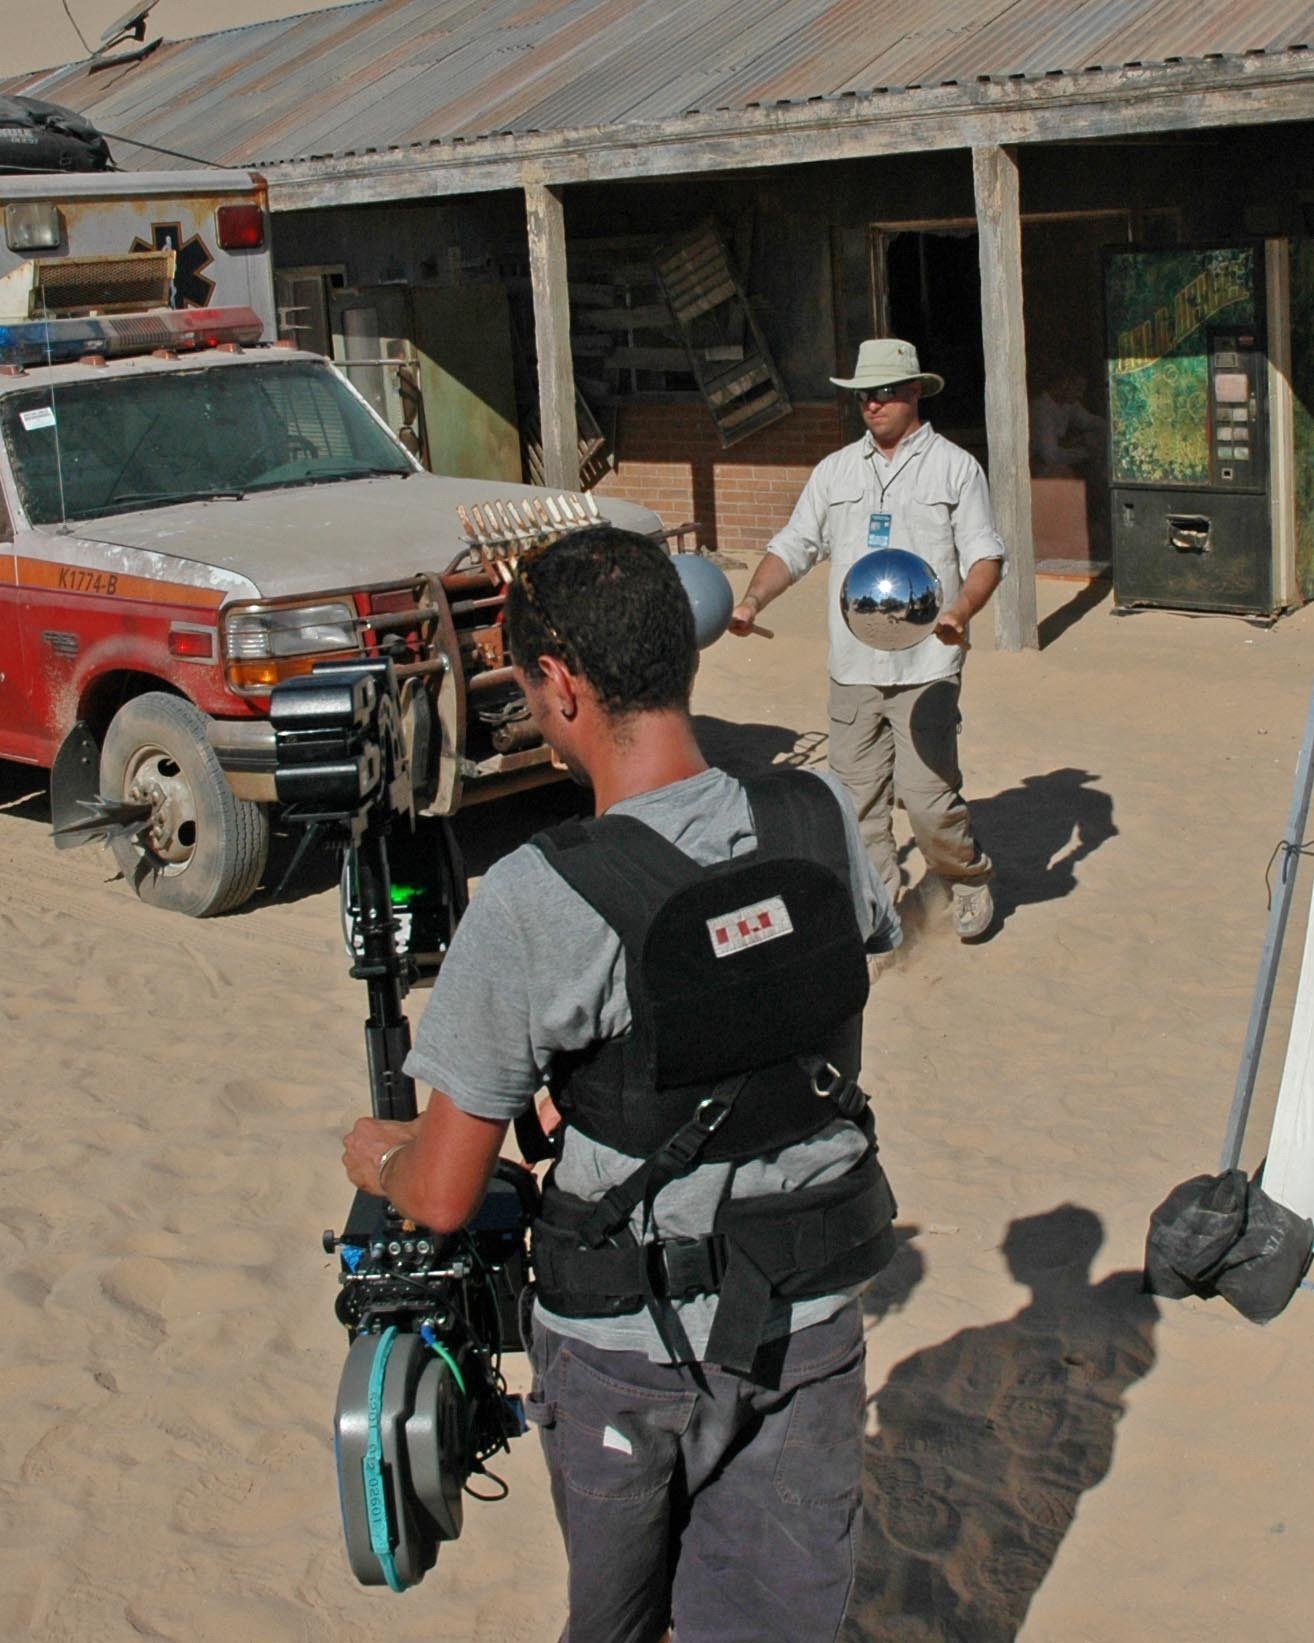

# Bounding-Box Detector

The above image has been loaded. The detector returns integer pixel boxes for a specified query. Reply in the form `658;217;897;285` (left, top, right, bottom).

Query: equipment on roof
0;97;112;175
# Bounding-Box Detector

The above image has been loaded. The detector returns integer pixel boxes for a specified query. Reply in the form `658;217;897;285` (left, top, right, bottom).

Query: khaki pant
827;676;991;900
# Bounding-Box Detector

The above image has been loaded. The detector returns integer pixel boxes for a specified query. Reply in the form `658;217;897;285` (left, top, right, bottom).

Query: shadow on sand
0;760;52;825
844;1206;1158;1643
968;768;1118;933
692;714;826;777
1037;577;1113;650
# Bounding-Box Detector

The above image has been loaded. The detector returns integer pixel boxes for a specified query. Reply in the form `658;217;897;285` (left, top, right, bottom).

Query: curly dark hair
504;526;696;716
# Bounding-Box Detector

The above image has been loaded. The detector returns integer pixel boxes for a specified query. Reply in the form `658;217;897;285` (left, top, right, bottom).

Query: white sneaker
950;879;994;941
867;949;898;982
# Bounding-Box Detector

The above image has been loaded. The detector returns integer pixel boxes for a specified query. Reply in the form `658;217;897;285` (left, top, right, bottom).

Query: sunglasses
855;383;914;405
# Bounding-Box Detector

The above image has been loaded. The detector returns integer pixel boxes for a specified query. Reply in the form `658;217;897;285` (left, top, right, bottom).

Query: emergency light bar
0;306;263;368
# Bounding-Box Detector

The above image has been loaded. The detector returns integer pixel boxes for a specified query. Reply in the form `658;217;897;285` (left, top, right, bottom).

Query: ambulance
0;176;664;915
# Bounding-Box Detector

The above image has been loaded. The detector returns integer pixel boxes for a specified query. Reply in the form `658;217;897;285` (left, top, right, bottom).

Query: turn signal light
227;655;324;691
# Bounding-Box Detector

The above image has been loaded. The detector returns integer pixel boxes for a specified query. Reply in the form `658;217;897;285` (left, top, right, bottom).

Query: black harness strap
532;1150;897;1373
527;769;889;1369
575;1070;753;1364
538;812;697;953
576;1071;751;1250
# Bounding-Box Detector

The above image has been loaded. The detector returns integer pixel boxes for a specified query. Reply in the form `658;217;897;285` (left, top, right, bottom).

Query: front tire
100;692;269;916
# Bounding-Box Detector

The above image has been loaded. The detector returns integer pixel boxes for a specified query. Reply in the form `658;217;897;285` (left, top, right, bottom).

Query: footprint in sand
98;1257;172;1344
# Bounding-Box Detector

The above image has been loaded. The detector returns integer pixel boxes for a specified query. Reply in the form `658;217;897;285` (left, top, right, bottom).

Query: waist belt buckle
649;1236;721;1300
807;1058;867;1121
808;1060;844;1099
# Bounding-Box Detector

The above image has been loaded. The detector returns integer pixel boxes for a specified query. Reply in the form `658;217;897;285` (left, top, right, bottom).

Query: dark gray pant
526;1302;866;1643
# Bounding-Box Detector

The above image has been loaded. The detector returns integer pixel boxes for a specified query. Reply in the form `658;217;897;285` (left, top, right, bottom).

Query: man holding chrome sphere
729;339;1006;941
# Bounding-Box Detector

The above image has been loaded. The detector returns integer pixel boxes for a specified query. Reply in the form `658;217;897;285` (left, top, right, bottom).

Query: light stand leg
1219;681;1314;1171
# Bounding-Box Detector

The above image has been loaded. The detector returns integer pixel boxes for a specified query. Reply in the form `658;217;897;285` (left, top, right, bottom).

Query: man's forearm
952;558;1003;621
342;1092;509;1233
936;557;1003;644
741;550;794;615
730;551;795;635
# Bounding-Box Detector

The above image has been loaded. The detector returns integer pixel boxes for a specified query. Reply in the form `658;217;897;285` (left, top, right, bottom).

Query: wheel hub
127;751;197;868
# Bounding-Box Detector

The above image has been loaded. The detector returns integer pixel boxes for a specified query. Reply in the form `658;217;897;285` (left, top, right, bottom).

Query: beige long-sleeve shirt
766;422;1007;686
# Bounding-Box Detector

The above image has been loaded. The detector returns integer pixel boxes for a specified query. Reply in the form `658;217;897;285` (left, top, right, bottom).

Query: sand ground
2;564;1313;1642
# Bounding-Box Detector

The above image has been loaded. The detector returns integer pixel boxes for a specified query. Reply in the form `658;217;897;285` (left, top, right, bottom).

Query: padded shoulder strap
533;813;701;953
740;770;852;887
534;771;854;950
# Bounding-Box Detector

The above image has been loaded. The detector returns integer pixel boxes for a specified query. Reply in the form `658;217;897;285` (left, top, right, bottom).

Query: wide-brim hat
831;337;944;397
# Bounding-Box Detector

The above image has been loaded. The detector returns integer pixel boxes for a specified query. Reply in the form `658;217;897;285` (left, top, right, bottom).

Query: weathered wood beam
266;54;1314;211
524;181;578;492
973;143;1037;654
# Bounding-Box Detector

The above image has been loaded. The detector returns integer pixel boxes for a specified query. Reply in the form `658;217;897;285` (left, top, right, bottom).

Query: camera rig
269;655;538;1592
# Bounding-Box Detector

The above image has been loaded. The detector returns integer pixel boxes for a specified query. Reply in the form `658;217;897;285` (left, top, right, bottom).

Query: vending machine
1104;240;1314;616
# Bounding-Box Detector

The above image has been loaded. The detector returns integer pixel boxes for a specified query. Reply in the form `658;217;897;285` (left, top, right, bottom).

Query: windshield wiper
250;467;413;492
314;466;413;481
95;487;247;510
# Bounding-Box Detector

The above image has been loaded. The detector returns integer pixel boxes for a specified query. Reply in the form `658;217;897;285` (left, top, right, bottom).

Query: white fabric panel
1265;872;1314;1219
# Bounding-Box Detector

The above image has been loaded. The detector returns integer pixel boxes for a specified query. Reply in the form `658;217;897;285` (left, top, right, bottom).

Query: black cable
1265;836;1314;910
60;0;92;55
96;129;224;168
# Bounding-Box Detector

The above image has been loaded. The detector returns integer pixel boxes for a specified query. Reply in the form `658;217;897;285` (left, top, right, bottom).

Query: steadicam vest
528;768;898;1372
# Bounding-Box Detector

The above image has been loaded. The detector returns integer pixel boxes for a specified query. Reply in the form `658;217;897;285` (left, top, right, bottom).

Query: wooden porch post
972;144;1038;651
524;180;578;491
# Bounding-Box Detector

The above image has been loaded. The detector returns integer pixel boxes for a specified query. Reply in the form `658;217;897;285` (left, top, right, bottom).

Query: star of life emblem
707;895;793;957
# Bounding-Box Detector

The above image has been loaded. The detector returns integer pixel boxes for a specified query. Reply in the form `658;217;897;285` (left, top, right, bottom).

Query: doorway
869;209;1181;563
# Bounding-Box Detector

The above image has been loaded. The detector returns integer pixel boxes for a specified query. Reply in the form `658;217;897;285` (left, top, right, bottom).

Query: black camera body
270;659;537;1592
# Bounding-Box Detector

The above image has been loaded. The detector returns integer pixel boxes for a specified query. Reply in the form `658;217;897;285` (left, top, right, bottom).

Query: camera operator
342;525;901;1643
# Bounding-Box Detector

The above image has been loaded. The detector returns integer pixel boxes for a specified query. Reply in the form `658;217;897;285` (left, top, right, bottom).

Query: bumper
206;715;563;812
207;717;278;801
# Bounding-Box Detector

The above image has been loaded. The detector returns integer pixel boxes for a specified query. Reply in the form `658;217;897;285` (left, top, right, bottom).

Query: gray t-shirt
404;765;900;1362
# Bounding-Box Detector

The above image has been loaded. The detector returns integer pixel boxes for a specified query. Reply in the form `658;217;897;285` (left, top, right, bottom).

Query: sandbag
0;96;112;174
1144;1169;1313;1324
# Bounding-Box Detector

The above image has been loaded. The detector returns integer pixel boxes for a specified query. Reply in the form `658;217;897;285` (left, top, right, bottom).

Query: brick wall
593;402;845;557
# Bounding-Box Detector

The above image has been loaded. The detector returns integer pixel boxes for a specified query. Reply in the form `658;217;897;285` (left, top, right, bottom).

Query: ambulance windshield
0;358;414;525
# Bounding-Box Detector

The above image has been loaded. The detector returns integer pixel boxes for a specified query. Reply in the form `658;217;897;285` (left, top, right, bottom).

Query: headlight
223;601;360;692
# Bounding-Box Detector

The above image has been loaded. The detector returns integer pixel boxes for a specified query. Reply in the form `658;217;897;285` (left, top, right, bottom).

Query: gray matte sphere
840;549;943;651
670;552;734;649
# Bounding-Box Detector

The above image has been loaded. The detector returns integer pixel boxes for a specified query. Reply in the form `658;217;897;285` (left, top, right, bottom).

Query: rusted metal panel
3;0;1313;176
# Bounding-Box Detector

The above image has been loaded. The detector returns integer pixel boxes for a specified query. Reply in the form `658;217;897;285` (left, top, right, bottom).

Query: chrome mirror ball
840;549;943;651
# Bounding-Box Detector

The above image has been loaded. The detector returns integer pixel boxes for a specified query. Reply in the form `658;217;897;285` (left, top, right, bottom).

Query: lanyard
869;442;926;509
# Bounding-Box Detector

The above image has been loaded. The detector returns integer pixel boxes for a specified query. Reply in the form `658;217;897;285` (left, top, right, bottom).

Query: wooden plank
524;181;578;491
568;332;615;355
1265;237;1296;609
719;388;783;431
704;361;770;406
268;58;1314;212
605;345;692;371
575;303;673;330
719;396;792;446
972;144;1037;654
667;279;738;322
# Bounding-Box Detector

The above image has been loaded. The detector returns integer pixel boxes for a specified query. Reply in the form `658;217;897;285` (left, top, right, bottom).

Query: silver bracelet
376;1139;414;1197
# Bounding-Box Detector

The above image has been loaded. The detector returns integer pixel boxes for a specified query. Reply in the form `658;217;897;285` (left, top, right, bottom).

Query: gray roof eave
257;49;1314;211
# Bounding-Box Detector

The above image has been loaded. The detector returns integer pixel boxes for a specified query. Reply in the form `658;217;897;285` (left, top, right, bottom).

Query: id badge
866;512;892;551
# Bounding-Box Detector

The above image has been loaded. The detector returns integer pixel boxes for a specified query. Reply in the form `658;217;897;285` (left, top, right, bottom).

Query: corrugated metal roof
3;0;1312;172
